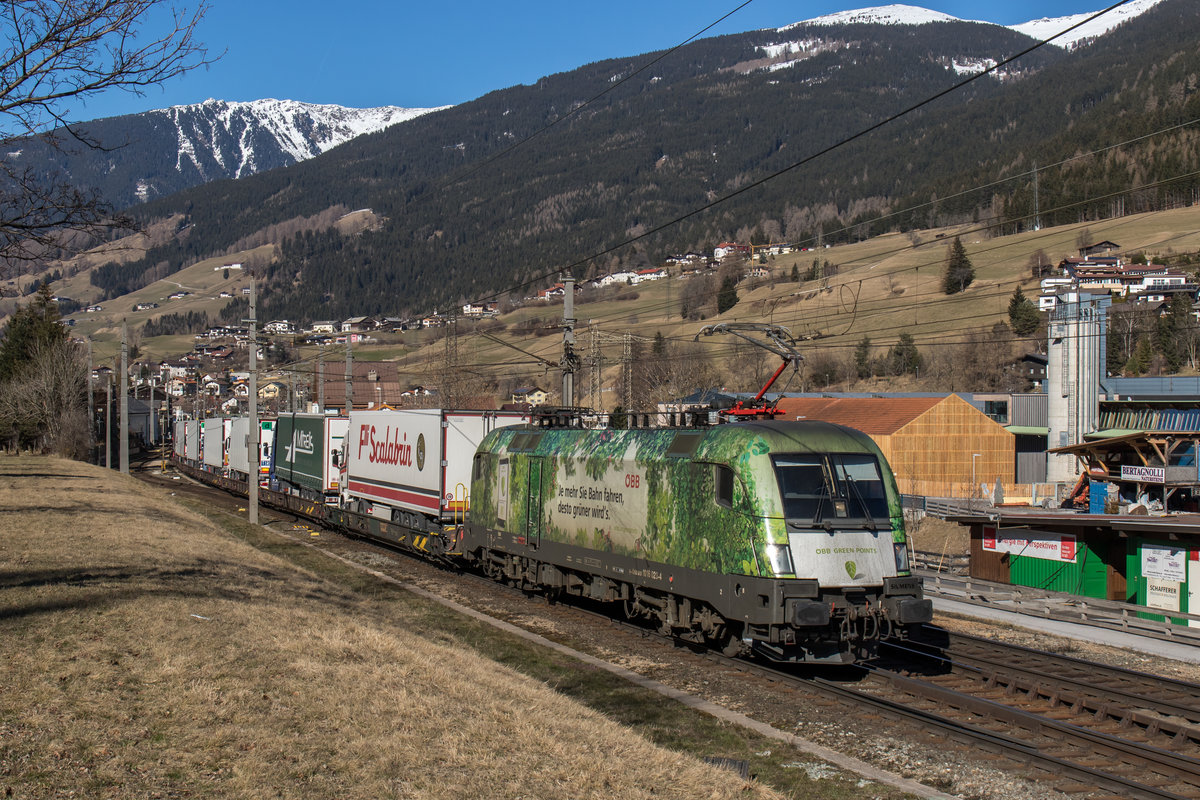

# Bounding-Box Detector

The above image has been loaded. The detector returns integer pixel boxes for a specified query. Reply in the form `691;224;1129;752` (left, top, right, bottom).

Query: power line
464;0;1137;305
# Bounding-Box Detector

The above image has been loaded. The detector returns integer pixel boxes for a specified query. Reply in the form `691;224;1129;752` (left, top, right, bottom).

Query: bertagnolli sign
1121;465;1165;483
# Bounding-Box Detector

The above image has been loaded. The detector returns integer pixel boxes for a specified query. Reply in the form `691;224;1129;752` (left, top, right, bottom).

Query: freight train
172;408;931;663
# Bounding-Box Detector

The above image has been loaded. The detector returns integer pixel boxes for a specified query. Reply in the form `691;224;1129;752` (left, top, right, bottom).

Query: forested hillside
80;0;1200;323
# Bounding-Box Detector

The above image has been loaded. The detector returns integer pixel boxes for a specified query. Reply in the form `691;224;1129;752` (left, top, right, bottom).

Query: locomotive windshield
772;454;890;526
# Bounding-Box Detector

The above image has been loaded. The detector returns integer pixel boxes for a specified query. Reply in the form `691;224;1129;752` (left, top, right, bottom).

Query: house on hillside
341;316;378;333
311;321;337;334
596;271;638;287
773;394;1015;498
462;302;499;317
713;242;750;261
258;381;288;402
166;377;194;397
263;320;296;335
200;378;227;397
1079;241;1120;258
634;267;667;282
1019;353;1048;389
511;386;549;407
314;361;406;411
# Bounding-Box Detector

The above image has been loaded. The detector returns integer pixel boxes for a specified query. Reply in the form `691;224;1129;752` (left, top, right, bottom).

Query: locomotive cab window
714;464;735;507
773;454;888;525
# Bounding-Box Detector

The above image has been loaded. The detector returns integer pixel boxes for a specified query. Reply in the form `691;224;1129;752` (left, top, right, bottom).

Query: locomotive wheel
719;624;746;658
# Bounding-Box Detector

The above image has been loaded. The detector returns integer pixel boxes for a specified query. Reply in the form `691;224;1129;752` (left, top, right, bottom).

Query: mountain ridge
7;98;446;208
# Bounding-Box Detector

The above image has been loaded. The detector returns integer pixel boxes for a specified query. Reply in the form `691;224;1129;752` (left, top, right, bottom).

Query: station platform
924;575;1200;665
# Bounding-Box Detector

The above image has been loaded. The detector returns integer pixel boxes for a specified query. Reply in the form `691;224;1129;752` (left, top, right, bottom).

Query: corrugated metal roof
1006;425;1049;436
773;396;945;435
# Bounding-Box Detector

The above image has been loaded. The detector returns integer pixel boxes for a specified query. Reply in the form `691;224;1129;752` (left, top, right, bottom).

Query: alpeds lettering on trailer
358;424;415;468
284;428;314;464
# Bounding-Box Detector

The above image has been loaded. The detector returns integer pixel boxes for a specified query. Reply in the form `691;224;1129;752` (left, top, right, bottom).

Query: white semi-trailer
341;409;529;526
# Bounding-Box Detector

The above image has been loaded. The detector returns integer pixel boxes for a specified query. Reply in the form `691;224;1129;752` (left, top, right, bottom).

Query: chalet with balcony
511;386;549;407
341;316;378;333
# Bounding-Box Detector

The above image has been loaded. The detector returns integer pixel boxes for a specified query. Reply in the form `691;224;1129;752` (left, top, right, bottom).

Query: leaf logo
844;561;858;579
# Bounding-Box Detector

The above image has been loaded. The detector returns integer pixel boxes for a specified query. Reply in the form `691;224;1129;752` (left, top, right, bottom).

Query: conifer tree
716;276;738;314
854;336;872;379
1007;285;1042;336
942;236;975;295
887;333;923;376
0;284;66;381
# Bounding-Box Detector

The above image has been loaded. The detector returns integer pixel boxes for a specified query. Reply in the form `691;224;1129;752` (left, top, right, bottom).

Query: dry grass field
0;457;911;800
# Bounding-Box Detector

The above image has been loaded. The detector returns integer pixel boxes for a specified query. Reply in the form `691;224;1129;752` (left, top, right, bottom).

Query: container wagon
341;409;529;531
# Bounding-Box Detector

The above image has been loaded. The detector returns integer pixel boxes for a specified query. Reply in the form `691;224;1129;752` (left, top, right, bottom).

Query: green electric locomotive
462;419;931;663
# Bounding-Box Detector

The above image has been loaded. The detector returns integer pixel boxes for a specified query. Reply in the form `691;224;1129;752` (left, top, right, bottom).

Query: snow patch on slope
1010;0;1165;49
779;2;1165;50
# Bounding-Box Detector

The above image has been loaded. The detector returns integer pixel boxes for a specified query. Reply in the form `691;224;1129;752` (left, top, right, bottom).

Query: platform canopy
1049;430;1200;503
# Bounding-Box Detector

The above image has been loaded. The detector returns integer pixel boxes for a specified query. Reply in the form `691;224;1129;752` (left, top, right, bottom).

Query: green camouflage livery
470;420;910;587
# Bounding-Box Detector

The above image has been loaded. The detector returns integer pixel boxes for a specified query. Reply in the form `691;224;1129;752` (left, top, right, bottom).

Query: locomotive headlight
893;541;910;572
764;543;794;576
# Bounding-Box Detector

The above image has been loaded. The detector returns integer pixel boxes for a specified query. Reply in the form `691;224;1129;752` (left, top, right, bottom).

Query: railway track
143;458;1200;799
468;564;1200;798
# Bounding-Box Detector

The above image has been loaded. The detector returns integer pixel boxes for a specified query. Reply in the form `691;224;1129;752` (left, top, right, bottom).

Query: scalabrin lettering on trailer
358;424;414;467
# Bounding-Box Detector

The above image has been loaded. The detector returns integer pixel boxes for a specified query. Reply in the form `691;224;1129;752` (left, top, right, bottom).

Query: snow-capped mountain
781;1;1166;50
157;99;442;183
8;98;446;209
779;4;962;31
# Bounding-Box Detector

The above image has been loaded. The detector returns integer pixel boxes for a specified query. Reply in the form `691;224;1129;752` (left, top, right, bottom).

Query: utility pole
120;322;129;474
87;339;95;463
444;310;459;406
104;377;112;468
345;338;353;414
1032;162;1041;231
589;327;600;410
317;356;325;413
560;273;578;407
622;332;633;411
247;279;259;525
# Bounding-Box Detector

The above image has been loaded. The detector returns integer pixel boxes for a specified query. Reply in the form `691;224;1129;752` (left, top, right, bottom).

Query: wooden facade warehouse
773;395;1015;498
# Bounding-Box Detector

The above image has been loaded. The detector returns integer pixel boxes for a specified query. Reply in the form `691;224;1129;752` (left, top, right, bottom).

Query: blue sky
75;0;1128;121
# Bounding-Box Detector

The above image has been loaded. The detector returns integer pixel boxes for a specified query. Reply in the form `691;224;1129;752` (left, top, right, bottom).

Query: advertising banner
981;526;1077;563
1146;578;1182;612
1142;544;1187;582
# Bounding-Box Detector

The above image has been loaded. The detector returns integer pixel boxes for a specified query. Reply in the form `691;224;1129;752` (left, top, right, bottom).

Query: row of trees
0;287;89;455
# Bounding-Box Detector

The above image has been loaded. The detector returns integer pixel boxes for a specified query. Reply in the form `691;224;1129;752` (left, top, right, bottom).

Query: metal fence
919;570;1200;646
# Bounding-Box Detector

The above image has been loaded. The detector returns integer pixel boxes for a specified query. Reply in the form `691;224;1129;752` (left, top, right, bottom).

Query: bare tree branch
0;0;213;269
